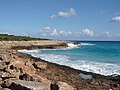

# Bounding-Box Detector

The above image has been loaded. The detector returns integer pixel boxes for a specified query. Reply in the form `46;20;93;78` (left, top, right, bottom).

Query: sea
18;41;120;76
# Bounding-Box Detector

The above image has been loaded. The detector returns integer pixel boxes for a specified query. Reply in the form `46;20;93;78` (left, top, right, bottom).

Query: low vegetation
0;34;48;41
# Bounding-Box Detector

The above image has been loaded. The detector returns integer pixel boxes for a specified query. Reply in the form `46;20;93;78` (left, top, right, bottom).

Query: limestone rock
24;61;36;74
1;54;13;62
10;60;36;75
10;80;50;90
0;62;6;70
33;62;47;70
1;72;19;79
34;75;51;89
56;81;75;90
1;78;16;88
19;74;51;89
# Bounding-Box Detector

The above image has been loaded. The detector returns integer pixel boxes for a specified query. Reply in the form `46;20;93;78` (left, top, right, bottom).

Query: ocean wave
67;43;79;49
28;53;120;76
18;49;40;53
81;43;96;46
18;49;120;76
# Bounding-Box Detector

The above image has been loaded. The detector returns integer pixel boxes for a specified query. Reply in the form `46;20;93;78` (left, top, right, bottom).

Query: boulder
10;80;50;90
19;74;51;89
33;62;47;70
10;60;36;75
24;61;36;75
56;81;75;90
34;75;51;89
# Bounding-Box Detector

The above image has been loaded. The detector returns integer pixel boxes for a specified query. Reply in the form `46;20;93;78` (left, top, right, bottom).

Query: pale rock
57;81;75;90
33;62;47;70
11;80;50;90
10;60;36;75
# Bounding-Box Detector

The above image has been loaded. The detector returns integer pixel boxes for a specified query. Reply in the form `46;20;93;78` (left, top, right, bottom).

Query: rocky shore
0;40;120;90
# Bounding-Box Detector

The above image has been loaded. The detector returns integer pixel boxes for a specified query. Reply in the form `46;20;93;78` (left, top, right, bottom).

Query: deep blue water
19;41;120;76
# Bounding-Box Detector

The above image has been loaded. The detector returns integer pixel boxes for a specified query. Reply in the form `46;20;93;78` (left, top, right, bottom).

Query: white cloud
50;29;58;36
40;27;120;40
111;16;120;22
104;31;112;37
43;26;51;30
103;31;120;37
50;15;57;19
41;27;73;37
82;28;94;36
50;8;76;19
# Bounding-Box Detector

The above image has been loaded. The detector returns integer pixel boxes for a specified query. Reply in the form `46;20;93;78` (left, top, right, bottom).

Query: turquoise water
19;41;120;76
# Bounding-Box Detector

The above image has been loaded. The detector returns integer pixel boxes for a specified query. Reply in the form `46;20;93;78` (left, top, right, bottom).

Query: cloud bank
41;27;72;36
39;26;120;40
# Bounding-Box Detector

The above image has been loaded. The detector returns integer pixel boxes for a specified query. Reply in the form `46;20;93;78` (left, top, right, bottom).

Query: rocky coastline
0;40;120;90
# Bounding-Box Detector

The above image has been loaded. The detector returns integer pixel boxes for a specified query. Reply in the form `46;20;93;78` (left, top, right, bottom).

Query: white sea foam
19;50;120;76
29;53;120;76
18;49;39;53
67;43;78;49
81;43;95;46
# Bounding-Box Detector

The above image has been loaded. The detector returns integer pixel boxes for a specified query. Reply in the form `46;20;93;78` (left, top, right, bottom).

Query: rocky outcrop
0;40;120;90
0;40;69;50
0;51;51;89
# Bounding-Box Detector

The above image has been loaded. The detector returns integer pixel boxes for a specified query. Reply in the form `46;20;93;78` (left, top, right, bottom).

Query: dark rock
50;83;59;90
1;78;16;88
19;74;35;81
0;56;3;60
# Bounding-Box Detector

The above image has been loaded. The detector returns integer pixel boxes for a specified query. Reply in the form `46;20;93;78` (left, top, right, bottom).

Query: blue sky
0;0;120;40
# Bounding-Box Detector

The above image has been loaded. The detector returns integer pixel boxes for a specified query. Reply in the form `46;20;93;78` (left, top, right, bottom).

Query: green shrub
0;34;48;41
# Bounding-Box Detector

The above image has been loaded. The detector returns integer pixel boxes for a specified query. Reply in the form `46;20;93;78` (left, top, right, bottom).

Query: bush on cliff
0;34;48;41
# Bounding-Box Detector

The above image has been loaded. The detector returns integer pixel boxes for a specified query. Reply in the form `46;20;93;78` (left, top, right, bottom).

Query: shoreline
0;40;120;90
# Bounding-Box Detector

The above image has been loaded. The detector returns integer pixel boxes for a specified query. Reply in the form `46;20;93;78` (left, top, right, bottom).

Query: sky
0;0;120;41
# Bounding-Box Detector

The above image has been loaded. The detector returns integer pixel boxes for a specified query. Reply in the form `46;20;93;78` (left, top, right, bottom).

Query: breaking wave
67;43;79;49
19;49;120;76
81;43;96;46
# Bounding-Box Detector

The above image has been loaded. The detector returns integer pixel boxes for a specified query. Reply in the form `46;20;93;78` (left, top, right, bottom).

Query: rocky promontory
0;40;120;90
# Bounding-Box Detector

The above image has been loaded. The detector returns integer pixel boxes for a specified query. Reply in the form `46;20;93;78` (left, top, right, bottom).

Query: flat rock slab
80;73;93;79
10;80;49;90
